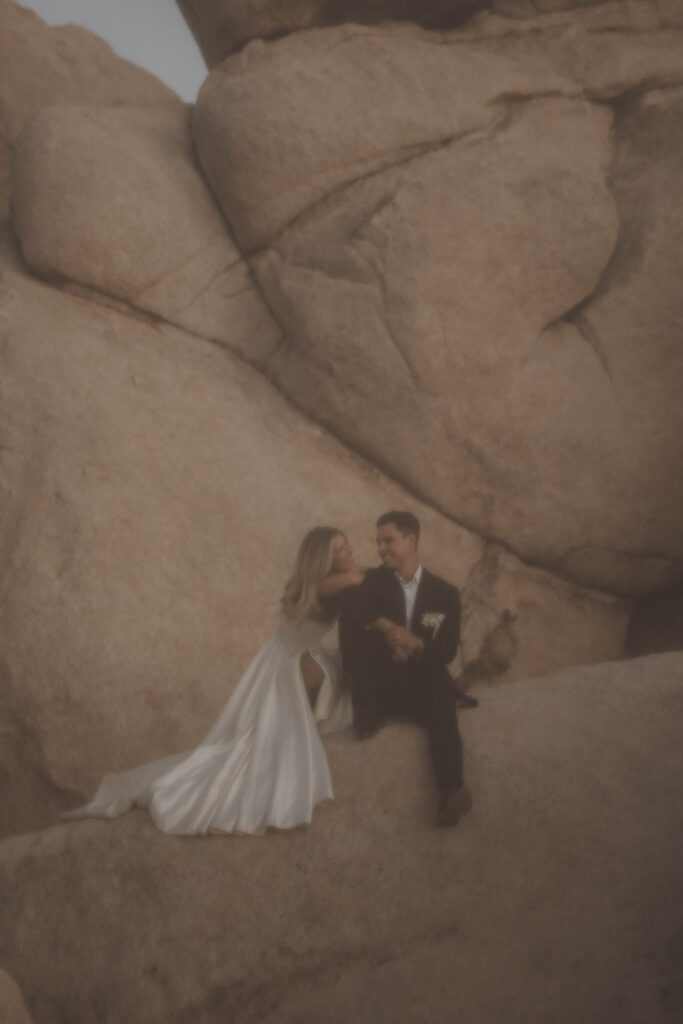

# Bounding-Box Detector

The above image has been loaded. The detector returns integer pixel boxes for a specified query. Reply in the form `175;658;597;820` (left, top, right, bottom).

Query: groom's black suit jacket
339;565;461;703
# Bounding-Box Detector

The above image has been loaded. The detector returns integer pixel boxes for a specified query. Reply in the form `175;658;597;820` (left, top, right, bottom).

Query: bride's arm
317;568;365;597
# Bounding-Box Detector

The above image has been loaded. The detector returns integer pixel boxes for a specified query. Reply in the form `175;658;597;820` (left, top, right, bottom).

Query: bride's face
330;533;354;572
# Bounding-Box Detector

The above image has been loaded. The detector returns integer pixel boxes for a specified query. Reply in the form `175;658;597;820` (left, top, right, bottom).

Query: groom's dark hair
376;511;420;541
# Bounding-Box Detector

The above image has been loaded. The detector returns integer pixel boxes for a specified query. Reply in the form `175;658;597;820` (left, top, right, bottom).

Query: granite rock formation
0;970;34;1024
459;545;630;685
12;2;683;600
1;655;681;1024
11;104;280;362
1;2;682;1021
2;219;630;829
0;0;177;214
3;0;680;823
0;707;81;841
190;8;683;596
0;226;483;802
176;0;488;67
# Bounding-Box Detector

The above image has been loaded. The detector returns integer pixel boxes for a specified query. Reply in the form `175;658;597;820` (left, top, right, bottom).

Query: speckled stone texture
192;8;683;596
176;0;488;66
2;2;682;1019
1;655;681;1024
0;0;177;213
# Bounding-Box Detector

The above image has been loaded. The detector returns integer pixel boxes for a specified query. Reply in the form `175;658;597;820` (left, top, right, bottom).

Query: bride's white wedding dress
63;617;353;835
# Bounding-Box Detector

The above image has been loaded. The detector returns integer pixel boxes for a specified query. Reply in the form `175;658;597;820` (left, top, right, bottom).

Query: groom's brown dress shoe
454;690;479;709
437;785;473;827
354;711;384;740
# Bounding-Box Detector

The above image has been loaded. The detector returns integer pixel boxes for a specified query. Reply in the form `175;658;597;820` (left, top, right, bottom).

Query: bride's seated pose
64;527;361;836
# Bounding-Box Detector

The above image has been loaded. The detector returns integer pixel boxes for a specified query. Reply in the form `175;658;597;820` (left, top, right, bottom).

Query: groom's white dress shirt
397;564;423;629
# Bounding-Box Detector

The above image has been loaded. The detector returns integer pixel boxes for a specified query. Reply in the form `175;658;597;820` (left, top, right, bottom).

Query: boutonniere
421;611;445;636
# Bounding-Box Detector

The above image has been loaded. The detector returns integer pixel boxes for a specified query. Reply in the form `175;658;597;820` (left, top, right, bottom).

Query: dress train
63;618;352;835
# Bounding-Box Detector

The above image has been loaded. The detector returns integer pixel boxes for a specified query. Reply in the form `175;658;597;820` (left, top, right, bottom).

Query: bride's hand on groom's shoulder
317;566;365;597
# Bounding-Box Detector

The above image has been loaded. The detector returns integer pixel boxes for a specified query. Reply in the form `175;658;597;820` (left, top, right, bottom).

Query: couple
65;511;473;834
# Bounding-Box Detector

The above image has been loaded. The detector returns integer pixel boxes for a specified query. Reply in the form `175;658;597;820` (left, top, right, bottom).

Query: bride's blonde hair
281;526;343;624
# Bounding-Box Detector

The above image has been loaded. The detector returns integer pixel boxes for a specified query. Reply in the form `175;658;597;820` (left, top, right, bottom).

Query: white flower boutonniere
421;611;446;637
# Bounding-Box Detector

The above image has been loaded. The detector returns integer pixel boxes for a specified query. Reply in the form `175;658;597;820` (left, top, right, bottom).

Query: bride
63;527;361;835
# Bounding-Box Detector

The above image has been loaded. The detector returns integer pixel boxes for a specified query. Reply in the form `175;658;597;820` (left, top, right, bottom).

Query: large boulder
0;707;82;840
1;654;681;1024
12;104;280;363
0;0;178;214
0;227;631;813
0;970;34;1024
0;227;481;799
191;13;683;595
491;0;683;21
459;544;630;685
176;0;488;67
193;25;579;252
465;4;683;97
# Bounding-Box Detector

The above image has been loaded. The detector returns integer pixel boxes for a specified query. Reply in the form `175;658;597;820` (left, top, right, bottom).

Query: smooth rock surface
1;654;681;1024
8;2;681;598
0;227;634;809
0;708;82;841
0;228;481;798
459;544;631;686
257;86;683;594
189;14;683;594
0;0;177;214
12;104;280;362
193;24;580;251
177;0;488;67
0;970;34;1024
550;84;683;594
462;3;683;98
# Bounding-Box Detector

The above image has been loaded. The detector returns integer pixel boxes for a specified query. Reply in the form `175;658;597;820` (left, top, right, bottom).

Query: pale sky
22;0;207;101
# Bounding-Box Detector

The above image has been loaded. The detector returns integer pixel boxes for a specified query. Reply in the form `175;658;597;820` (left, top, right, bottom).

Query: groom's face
376;523;415;570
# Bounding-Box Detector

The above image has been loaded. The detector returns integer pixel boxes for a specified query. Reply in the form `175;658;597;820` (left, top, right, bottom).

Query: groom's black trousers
375;663;464;793
343;628;464;793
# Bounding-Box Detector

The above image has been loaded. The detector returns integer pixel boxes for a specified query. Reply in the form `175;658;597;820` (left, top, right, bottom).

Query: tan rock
211;21;683;595
459;545;631;685
1;654;681;1024
491;0;683;24
11;104;280;362
0;230;481;798
255;93;673;594
0;226;636;800
0;0;178;214
0;708;83;841
461;3;683;99
177;0;488;68
0;970;34;1024
193;23;580;251
550;84;683;593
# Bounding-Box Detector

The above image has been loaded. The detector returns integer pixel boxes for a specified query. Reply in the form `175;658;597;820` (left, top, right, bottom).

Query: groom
339;511;472;827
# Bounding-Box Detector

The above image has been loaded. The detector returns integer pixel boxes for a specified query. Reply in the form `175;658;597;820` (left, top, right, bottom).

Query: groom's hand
388;626;422;650
368;619;424;660
390;644;413;662
385;626;424;661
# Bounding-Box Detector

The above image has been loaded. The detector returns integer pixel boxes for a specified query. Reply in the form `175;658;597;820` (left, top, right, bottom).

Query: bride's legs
300;651;324;710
